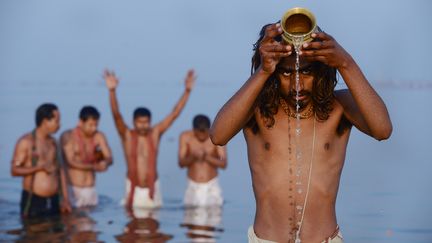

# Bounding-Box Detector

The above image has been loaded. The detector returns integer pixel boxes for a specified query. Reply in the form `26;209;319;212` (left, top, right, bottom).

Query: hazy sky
0;0;431;88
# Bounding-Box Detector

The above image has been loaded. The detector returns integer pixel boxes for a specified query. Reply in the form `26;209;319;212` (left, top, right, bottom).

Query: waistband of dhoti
323;225;342;242
187;177;219;186
71;185;96;190
126;178;159;188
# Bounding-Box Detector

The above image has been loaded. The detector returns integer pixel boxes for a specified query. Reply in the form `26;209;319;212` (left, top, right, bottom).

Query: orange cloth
127;130;157;209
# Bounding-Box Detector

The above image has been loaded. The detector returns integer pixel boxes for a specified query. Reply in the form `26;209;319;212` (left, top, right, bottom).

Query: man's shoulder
181;129;193;135
60;129;76;145
333;89;352;110
94;131;107;139
47;136;58;146
334;89;349;102
17;132;33;147
61;129;74;136
180;130;194;140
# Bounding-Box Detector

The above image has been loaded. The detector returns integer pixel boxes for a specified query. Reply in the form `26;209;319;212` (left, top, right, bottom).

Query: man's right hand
40;163;56;174
190;149;206;162
104;69;119;91
259;23;292;74
93;161;108;172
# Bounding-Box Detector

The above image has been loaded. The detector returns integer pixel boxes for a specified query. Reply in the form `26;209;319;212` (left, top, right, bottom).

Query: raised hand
184;69;196;92
300;32;353;69
104;69;119;91
259;23;292;74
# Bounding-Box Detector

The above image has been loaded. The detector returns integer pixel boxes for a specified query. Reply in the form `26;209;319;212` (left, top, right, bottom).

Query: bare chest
27;140;57;166
245;110;351;168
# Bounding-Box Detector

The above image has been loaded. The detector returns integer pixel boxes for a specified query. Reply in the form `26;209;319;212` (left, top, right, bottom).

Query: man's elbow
373;124;393;141
11;168;19;177
178;159;185;168
209;128;227;146
221;162;227;170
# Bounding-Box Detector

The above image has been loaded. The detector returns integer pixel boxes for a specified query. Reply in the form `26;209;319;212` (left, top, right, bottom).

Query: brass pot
281;7;317;45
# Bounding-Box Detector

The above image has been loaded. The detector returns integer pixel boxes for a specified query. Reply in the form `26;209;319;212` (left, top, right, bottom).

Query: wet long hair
247;24;338;134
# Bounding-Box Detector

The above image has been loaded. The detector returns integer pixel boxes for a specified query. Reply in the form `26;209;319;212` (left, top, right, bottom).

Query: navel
324;142;330;151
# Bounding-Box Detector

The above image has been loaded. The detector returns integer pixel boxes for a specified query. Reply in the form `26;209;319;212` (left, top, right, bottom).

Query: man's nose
290;77;304;92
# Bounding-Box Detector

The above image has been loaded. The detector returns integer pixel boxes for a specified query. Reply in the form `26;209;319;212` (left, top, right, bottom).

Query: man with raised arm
11;103;71;218
179;114;227;207
61;106;113;208
210;23;392;242
105;69;195;209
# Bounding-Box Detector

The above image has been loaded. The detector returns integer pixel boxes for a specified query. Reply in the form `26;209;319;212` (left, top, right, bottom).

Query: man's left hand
60;200;72;214
184;69;196;92
300;32;353;70
95;161;108;172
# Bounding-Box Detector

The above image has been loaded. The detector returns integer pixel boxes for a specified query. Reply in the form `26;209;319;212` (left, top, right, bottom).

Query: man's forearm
204;156;226;169
109;89;128;138
11;166;42;176
104;157;113;166
172;89;191;117
67;160;94;170
179;155;195;168
211;68;270;145
339;58;392;139
109;90;121;116
60;169;70;201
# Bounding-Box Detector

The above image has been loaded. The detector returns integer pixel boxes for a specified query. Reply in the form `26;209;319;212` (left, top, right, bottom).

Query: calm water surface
0;81;431;242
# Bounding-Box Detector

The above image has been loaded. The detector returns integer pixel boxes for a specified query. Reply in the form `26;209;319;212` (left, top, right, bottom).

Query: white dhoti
184;177;223;207
247;226;344;243
122;178;163;209
71;186;98;208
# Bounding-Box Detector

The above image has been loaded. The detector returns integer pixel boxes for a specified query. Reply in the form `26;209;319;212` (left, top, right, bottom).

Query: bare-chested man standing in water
179;114;227;207
210;23;392;243
11;103;71;218
104;69;195;209
61;106;113;208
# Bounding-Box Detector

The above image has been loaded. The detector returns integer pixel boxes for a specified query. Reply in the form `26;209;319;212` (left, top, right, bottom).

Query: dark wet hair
79;106;100;121
247;23;337;134
36;103;58;127
193;114;211;131
134;107;151;120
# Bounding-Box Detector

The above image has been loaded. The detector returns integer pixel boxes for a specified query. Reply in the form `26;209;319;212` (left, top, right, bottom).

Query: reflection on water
1;199;176;243
1;87;432;242
116;208;173;242
4;210;100;243
181;206;224;242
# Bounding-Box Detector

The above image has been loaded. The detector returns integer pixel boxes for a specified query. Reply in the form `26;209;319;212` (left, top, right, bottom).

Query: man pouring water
210;7;392;243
